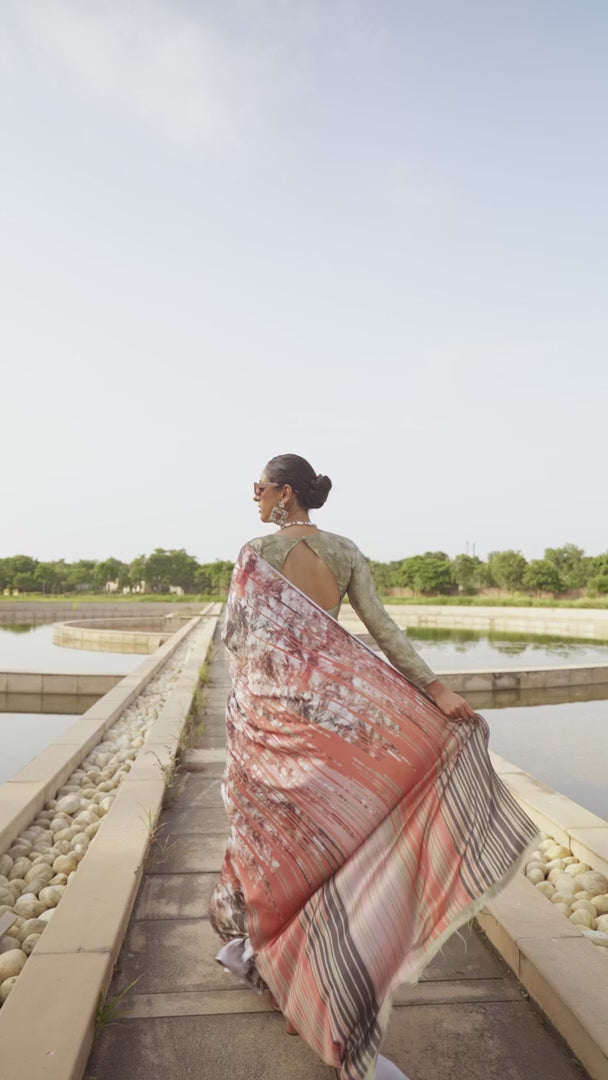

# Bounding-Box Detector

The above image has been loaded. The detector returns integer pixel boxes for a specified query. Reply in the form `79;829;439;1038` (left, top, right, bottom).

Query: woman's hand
425;679;478;721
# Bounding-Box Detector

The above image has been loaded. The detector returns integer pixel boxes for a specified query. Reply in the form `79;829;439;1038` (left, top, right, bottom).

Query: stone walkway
86;638;589;1080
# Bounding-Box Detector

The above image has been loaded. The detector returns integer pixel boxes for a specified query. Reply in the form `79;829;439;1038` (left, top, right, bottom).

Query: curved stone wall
52;618;171;654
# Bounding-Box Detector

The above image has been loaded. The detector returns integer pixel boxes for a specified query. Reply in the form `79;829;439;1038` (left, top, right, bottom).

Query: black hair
265;454;332;510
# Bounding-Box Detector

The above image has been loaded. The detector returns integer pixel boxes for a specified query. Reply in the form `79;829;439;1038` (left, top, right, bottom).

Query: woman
209;454;537;1080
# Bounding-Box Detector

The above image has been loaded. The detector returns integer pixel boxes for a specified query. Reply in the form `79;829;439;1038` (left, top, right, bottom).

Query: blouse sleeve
346;547;436;690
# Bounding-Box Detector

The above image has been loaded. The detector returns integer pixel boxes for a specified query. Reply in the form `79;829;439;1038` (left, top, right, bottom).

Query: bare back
282;537;341;612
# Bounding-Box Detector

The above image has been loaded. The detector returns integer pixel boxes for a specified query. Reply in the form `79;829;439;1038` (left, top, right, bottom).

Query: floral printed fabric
209;545;538;1080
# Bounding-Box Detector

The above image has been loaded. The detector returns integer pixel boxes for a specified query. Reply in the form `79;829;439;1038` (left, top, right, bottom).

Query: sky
1;0;607;566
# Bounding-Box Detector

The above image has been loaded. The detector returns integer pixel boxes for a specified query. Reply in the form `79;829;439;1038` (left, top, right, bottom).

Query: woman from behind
209;453;537;1080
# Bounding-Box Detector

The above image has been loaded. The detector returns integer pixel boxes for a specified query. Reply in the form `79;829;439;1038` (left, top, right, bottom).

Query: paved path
86;637;589;1080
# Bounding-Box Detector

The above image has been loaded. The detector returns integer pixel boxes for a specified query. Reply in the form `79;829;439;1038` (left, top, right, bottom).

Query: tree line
1;543;607;599
0;549;234;596
369;544;608;597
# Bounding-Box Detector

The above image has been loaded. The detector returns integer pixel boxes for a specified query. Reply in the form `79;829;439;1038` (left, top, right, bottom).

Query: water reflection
404;627;608;670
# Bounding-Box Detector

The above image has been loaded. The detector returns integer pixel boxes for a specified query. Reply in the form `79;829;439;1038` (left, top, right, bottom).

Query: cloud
8;0;246;145
6;1;383;147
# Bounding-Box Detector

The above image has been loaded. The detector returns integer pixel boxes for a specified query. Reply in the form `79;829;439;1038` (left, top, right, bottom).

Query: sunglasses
253;482;280;496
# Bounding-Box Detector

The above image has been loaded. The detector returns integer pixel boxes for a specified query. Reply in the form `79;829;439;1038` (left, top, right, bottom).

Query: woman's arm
347;549;477;720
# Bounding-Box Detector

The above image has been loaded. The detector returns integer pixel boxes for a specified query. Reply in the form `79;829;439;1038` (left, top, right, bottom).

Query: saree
209;545;538;1080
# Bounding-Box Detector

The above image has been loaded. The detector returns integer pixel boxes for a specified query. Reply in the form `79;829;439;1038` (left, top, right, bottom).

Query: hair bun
307;474;332;508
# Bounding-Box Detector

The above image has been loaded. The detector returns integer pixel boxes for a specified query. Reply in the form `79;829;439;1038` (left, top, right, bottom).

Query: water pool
0;623;145;674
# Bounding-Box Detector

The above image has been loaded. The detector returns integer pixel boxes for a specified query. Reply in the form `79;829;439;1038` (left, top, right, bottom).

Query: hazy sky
2;1;607;565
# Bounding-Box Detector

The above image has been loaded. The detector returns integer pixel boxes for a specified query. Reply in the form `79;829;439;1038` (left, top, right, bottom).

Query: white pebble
0;856;13;878
0;976;18;1002
52;854;78;875
526;868;546;886
0;950;27;981
8;858;32;881
54;795;81;815
570;909;595;929
545;845;571;861
21;933;41;956
552;875;576;895
13;897;45;919
576;871;608;897
551;893;573;908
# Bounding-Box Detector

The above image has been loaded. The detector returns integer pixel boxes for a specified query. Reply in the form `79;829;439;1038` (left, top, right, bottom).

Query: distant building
117;581;148;594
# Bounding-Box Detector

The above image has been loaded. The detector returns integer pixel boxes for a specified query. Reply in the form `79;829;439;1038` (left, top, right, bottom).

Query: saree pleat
209;545;538;1080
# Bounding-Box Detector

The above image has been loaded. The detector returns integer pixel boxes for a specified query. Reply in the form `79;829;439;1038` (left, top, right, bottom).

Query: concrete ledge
478;877;608;1080
477;758;608;1079
441;662;608;693
0;952;114;1080
362;604;608;641
0;600;207;625
0;673;124;715
0;613;219;1080
0;672;122;695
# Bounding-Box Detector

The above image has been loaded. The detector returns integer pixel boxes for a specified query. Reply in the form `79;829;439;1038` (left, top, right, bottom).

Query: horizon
1;537;605;567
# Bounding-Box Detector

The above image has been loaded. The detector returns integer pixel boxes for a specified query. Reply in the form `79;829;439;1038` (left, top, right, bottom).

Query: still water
0;623;145;674
0;623;145;783
0;713;75;784
406;626;608;670
484;698;608;822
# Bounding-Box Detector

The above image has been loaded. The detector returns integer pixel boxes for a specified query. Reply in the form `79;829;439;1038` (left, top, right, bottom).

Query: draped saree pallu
208;545;538;1080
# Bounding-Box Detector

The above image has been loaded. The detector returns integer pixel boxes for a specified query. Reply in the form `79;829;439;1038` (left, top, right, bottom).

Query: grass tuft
95;976;142;1035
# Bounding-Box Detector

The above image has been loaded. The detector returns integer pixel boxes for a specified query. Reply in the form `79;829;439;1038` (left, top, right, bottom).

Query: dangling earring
269;499;288;526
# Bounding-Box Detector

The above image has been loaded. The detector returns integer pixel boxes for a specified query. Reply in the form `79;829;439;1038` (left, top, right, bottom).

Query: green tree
398;553;452;595
144;549;173;593
587;553;608;596
167;549;200;592
142;549;201;593
397;556;424;589
522;559;562;594
66;560;97;593
93;558;129;592
13;571;38;592
204;560;234;594
487;550;527;591
35;562;67;595
451;554;487;593
1;554;38;590
194;565;213;593
129;555;148;590
544;544;590;590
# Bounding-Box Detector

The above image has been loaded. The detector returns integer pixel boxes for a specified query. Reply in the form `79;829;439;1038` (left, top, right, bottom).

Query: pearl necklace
281;520;317;529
